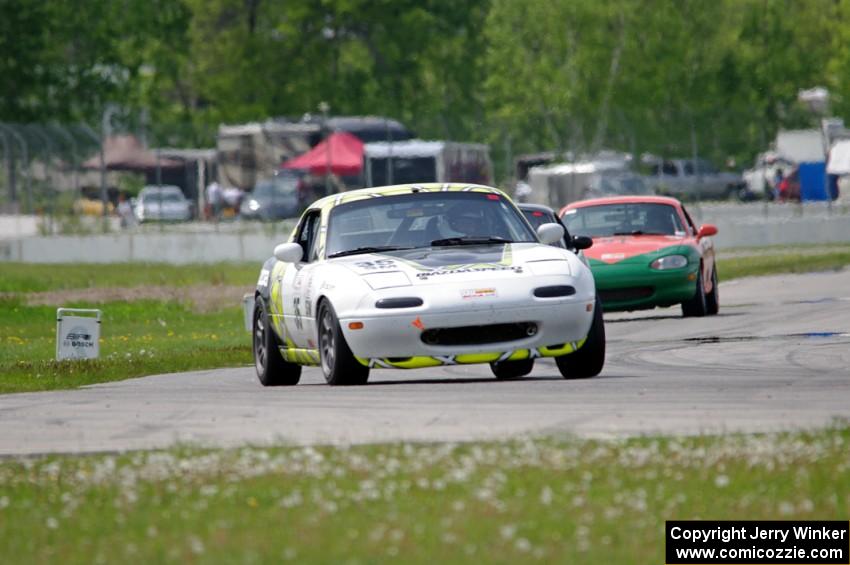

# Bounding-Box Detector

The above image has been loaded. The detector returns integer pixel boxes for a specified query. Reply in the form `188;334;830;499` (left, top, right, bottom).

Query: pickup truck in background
645;158;747;201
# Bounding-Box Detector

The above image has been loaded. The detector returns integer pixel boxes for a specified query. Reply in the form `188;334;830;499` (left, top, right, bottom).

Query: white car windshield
253;176;298;199
562;203;685;237
326;192;536;257
143;191;184;203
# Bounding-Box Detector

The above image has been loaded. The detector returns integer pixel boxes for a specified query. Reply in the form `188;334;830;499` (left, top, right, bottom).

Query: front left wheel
318;301;370;386
253;299;301;386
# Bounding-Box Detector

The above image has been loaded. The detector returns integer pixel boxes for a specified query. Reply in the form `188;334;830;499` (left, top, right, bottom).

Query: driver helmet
446;206;486;236
644;206;673;234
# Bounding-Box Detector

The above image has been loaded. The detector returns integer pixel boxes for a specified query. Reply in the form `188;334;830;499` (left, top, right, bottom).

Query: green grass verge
0;297;250;394
0;262;260;293
717;245;850;281
0;428;847;563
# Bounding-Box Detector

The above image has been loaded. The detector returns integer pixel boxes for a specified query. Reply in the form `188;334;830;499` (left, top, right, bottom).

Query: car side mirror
273;242;303;263
572;235;593;250
537;223;565;245
697;224;718;238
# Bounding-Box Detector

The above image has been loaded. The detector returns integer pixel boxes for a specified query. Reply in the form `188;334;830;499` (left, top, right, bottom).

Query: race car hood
331;243;570;286
584;235;687;264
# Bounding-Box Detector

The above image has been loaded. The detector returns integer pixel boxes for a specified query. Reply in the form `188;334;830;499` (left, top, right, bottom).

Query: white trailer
363;140;493;187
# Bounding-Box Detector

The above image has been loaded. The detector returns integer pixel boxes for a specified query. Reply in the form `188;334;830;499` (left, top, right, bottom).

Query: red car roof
559;195;682;216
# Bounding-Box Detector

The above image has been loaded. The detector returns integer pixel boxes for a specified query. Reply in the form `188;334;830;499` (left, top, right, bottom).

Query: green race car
559;196;719;317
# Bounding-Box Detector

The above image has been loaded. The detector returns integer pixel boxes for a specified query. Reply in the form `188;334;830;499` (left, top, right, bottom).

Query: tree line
2;0;846;178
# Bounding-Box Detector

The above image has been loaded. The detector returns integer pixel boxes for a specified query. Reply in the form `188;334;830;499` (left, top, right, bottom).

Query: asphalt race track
1;270;849;456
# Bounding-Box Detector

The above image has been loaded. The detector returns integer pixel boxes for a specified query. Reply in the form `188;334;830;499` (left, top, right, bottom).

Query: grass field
0;297;250;393
0;262;259;293
717;243;850;281
0;262;256;394
0;427;847;563
0;245;848;394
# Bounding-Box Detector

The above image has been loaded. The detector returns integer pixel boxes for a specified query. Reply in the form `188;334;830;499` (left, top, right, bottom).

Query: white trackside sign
242;293;255;332
56;308;101;361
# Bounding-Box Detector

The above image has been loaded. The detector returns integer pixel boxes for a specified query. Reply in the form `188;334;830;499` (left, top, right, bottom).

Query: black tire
705;266;719;315
318;301;370;386
682;267;708;317
490;358;534;379
253;299;301;386
556;296;605;379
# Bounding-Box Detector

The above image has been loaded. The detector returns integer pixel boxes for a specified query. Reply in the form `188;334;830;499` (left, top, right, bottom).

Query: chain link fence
0;121;299;241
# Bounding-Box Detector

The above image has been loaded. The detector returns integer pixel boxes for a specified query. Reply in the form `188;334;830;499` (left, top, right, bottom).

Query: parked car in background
134;185;193;223
560;196;719;317
518;203;592;254
240;171;303;221
644;157;746;201
742;152;795;200
72;198;114;216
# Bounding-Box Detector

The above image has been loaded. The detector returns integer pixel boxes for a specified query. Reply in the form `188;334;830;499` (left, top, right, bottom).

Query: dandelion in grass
515;538;532;552
540;485;553;505
188;536;204;555
369;524;387;542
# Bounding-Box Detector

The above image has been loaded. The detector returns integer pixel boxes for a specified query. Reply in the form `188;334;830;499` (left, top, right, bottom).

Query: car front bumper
592;262;698;311
338;293;595;364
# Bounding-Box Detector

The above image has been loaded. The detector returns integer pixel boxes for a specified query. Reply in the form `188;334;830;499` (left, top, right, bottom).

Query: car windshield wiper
327;245;413;258
612;230;669;236
430;237;514;247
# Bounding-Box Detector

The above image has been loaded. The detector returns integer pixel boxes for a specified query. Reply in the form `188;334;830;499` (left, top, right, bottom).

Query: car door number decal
293;297;303;330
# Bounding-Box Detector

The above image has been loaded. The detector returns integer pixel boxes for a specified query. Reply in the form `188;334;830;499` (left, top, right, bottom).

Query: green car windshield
562;203;685;237
326;192;537;257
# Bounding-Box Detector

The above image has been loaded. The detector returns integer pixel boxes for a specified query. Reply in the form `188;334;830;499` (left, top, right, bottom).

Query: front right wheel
318;301;370;386
556;296;605;379
681;267;708;317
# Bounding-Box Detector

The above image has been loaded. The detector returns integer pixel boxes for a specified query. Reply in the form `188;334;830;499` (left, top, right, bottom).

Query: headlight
247;200;260;211
526;260;571;276
650;254;688;270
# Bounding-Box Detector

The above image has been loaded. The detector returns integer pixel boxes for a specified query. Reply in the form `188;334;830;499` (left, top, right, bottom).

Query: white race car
252;183;604;386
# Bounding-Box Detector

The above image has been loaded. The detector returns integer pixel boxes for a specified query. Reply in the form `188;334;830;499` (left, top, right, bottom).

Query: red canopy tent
281;131;364;176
